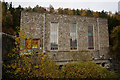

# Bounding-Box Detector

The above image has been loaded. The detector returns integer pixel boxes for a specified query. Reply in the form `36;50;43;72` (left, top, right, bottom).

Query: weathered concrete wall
2;33;15;61
21;12;43;47
99;19;109;59
20;11;109;62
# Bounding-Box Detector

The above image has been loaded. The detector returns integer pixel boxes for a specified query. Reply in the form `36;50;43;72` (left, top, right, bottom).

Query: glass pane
50;22;58;50
88;25;94;49
32;40;38;48
70;23;77;50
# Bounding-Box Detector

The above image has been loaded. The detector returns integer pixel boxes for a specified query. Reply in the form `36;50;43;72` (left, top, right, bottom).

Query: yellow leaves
34;65;39;68
17;68;21;70
4;52;118;79
15;42;17;45
81;12;86;16
14;68;21;75
93;12;99;18
44;54;47;57
58;8;63;14
41;53;44;55
69;10;74;15
8;65;11;68
41;57;45;60
11;64;17;69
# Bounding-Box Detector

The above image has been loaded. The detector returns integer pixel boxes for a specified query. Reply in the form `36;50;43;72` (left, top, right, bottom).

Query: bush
3;57;118;79
3;53;59;79
63;61;118;79
2;27;60;79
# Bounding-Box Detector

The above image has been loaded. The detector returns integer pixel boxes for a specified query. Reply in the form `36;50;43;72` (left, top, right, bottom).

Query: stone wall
20;11;109;61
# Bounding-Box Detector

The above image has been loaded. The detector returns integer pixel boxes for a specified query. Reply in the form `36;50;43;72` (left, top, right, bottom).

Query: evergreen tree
76;9;80;15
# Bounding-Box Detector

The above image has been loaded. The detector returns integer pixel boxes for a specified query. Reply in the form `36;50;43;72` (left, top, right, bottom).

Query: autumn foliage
2;1;120;79
64;61;117;78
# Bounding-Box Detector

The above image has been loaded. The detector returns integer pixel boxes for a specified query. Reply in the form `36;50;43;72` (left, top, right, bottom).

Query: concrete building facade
20;11;110;65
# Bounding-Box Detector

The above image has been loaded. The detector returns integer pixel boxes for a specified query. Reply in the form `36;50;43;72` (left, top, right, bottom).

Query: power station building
20;11;110;66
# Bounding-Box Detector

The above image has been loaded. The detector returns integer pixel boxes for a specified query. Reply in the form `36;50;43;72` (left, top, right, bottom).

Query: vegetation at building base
3;53;59;79
3;58;118;79
64;61;118;79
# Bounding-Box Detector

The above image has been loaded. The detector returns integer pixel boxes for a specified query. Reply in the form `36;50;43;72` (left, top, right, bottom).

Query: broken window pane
25;39;39;49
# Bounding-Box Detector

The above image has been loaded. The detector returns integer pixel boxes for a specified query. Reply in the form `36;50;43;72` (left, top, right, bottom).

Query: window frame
21;38;40;55
25;38;40;49
70;23;78;50
50;22;59;51
88;24;94;49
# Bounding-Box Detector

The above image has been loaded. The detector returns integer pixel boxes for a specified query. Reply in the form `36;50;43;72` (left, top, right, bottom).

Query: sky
3;0;120;13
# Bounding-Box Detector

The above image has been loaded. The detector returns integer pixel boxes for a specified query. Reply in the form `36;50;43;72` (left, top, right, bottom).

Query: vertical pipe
43;13;46;53
0;1;2;80
97;18;101;57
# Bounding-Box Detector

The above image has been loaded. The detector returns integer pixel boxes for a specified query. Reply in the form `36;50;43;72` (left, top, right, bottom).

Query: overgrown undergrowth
2;54;118;79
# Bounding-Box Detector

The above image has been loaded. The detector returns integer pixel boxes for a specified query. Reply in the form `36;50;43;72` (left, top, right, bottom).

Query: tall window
70;23;77;50
88;25;94;49
50;22;58;50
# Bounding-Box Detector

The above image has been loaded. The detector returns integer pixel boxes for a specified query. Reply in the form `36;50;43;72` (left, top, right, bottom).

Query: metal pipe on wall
43;13;46;53
97;18;101;57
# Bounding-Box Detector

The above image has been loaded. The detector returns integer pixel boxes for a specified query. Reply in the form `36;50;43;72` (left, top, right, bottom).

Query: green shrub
63;61;118;79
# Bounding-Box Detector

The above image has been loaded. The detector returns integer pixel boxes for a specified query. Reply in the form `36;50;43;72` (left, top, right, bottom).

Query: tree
32;5;46;13
57;8;63;14
110;26;120;61
99;10;108;18
6;11;13;27
9;2;14;14
49;4;54;13
114;12;120;21
2;28;59;79
25;6;33;12
63;8;70;14
69;10;74;15
93;12;99;18
85;9;93;17
108;16;120;34
2;1;8;27
76;9;80;15
33;5;39;12
81;11;86;16
72;9;76;15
